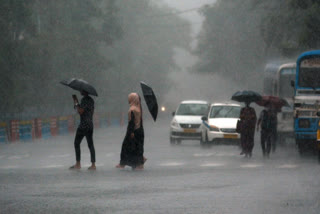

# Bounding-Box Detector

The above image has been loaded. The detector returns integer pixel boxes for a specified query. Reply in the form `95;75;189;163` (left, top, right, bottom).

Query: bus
293;50;320;155
263;62;296;143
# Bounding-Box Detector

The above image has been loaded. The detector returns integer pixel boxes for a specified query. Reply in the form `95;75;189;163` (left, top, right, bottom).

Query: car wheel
176;139;182;145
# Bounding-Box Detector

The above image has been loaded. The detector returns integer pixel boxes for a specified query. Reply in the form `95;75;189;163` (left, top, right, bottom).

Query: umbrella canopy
60;78;98;96
231;90;262;104
140;81;158;121
255;95;290;111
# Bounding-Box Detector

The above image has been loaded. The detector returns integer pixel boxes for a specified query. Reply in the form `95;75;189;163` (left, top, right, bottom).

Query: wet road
0;118;320;214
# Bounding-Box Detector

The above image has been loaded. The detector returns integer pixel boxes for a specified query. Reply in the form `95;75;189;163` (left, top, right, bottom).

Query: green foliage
194;0;320;88
0;0;191;119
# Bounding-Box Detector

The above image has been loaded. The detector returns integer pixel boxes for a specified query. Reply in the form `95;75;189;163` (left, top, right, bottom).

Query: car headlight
171;120;179;128
209;125;220;132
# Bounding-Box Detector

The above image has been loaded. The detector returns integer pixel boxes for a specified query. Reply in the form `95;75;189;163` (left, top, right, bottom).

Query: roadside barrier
50;117;58;136
0;122;7;143
34;118;42;139
93;114;100;129
67;115;75;133
110;114;120;126
19;120;33;142
58;116;69;135
10;120;19;142
41;118;51;139
2;112;131;143
99;113;109;128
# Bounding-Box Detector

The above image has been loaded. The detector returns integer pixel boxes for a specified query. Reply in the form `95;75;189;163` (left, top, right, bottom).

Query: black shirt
78;96;94;131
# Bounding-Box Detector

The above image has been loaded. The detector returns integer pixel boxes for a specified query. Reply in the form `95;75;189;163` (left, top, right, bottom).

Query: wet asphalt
0;118;319;214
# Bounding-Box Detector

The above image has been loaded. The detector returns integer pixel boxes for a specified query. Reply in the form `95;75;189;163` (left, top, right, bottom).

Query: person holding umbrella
70;90;96;170
116;93;146;170
256;96;288;154
60;78;98;170
257;103;277;158
232;91;260;157
239;102;257;157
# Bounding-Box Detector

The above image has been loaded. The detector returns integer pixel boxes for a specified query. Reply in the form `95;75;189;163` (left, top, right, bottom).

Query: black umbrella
231;90;262;104
140;81;158;121
60;78;98;96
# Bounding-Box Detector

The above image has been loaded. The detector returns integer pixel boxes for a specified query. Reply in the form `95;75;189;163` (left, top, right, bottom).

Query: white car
170;100;209;144
200;103;241;145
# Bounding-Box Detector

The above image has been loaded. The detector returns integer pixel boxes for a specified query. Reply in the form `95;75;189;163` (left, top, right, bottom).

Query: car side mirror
317;112;320;117
291;80;295;88
201;116;208;121
172;111;175;116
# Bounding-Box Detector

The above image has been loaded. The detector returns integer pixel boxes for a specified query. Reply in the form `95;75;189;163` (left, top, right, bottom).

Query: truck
292;50;320;155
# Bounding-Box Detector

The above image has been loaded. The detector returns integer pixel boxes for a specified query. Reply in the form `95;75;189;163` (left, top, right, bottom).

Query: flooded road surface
0;119;319;214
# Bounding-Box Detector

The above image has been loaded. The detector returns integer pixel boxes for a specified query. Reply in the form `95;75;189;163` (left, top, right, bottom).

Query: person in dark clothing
69;90;96;170
239;102;257;157
257;106;277;158
270;110;278;153
116;93;146;170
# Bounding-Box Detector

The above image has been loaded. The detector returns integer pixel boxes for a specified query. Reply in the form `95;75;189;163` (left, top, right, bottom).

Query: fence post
34;118;42;139
0;122;7;143
10;120;19;142
50;117;58;136
68;115;75;133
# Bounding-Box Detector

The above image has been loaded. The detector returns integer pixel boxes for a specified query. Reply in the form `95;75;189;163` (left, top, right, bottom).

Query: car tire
176;139;182;145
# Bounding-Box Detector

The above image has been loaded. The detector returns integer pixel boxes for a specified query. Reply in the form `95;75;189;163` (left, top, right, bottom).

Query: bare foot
116;164;125;169
135;165;144;170
69;165;81;170
143;157;147;164
88;165;96;170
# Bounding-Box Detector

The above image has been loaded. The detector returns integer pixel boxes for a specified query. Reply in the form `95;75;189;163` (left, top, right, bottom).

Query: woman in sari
239;102;257;157
116;93;146;169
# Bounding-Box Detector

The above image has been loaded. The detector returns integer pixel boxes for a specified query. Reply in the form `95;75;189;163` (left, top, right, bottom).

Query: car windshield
176;103;208;116
209;106;241;118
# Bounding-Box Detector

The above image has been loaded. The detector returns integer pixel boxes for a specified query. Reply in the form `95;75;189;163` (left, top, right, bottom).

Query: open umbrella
256;95;290;111
231;90;262;104
60;78;98;96
140;81;158;121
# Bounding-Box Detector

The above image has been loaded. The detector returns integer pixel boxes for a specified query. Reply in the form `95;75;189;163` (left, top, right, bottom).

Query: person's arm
128;111;135;139
74;103;85;115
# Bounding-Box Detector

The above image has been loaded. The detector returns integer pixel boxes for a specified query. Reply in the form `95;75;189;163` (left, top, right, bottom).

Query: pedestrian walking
69;90;96;170
257;106;277;158
116;93;146;170
238;102;257;157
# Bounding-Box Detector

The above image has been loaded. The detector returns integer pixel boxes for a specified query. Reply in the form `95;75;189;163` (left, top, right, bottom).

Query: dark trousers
271;129;277;152
261;130;272;156
74;128;95;163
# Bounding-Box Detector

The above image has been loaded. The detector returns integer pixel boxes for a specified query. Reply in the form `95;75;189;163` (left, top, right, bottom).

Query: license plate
224;134;238;139
184;129;196;133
